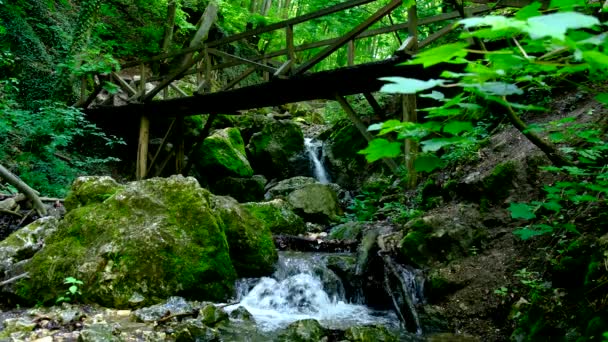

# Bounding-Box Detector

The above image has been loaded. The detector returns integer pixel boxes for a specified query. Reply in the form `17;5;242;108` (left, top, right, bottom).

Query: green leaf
467;82;524;96
444;121;474;135
516;2;542;20
421;137;466;152
526;12;600;40
542;201;562;213
414;155;444;172
509;202;537;220
379;77;446;94
594;93;608;105
460;15;527;31
69;285;78;295
549;0;586;11
513;225;553;240
358;139;402;162
406;42;470;67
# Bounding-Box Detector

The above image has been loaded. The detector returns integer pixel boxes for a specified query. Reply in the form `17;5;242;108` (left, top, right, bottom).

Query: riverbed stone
328;222;366;240
277;319;326;342
17;176;237;308
247;120;304;179
343;325;399;342
241;199;306;235
200;303;229;327
265;176;317;199
131;296;194;322
287;183;341;224
194;127;253;179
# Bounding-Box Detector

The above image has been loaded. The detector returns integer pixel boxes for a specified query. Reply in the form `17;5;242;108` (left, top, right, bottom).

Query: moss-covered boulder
212;196;278;277
194;127;253;180
17;176;236;308
277;319;327;342
343;325;399;342
328;222;366;240
64;176;121;211
247;120;304;179
323;119;368;189
287;184;341;224
210;175;266;203
241;199;306;235
266;176;317;199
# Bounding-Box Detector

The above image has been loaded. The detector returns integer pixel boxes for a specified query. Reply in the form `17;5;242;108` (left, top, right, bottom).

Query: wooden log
136;115;150;180
111;72;137;96
180;2;218;68
286;24;296;64
175;116;185;173
273;59;293;76
347;40;355;66
208;48;277;73
0;165;46;216
143;50;206;102
169;83;188;97
293;0;402;75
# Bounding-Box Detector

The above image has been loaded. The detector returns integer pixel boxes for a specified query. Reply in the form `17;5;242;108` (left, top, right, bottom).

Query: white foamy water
304;138;330;184
226;252;399;331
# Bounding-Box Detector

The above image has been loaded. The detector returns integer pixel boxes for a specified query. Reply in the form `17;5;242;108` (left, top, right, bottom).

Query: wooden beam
274;59;293;76
407;4;418;50
222;66;256;91
136;115;150;180
142;50;206;102
286;24;296;63
207;0;376;48
147;118;176;176
335;95;398;173
111;72;137;96
175;116;185;173
363;92;382;117
209;48;277;74
169;83;188;97
294;0;402;75
418;22;455;49
347;40;355;66
181;2;218;67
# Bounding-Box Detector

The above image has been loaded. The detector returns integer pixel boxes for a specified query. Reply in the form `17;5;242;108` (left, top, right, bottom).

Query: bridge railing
77;0;499;109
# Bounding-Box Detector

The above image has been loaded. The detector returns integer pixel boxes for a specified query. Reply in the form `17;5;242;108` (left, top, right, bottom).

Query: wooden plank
347;40;355;66
136;115;150;180
142;50;206;102
363;92;382;117
274;59;293;76
180;2;218;67
139;64;147;99
169;83;188;97
286;24;296;62
111;72;137;96
407;4;418;50
207;0;376;48
209;48;277;73
418;22;454;49
222;66;256;91
293;0;402;75
147;118;176;176
335;95;398;173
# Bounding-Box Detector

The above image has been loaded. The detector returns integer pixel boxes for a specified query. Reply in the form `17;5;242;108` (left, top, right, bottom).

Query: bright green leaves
595;93;608;105
379;77;446;94
414;155;444;172
527;12;600;40
549;0;587;11
405;42;469;67
509;202;537;220
444;121;474;135
358;138;402;162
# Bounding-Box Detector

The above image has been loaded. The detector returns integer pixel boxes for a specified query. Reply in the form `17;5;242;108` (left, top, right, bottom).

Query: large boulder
323;119;369;189
194;127;253;180
211;196;278;277
241;199;306;235
17;176;237;308
265;176;317;199
287;184;341;224
63;176;121;211
210;175;266;203
247;120;304;179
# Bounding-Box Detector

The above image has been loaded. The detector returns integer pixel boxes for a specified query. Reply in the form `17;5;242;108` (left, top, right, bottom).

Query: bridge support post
175;116;185;174
136;115;150;180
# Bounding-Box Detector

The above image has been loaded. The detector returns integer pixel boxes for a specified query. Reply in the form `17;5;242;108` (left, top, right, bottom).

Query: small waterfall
304;138;330;184
229;252;399;331
382;254;425;335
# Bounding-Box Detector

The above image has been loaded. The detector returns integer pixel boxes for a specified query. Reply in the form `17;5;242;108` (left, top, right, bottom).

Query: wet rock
266;176;317;199
0;317;36;339
228;306;253;321
194;127;253;180
247;120;304;179
241;199;306;235
324;254;360;303
399;203;487;267
343;325;399;341
323;120;368;189
212;196;278;277
287;184;342;224
210;175;266;202
132;296;194;322
18;176;237;308
173;318;218;342
199;304;228;327
79;323;118;341
328;222;366;240
277;319;327;342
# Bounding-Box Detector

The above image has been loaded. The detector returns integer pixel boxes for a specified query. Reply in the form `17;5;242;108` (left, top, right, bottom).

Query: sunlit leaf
513;225;553;240
516;2;542;20
466;82;524;96
549;0;586;11
444;121;474;135
406;42;469;67
358;139;401;162
526;12;600;40
420;91;446;101
379;77;446;94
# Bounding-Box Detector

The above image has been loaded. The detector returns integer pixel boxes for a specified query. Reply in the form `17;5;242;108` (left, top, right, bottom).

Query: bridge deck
85;55;447;119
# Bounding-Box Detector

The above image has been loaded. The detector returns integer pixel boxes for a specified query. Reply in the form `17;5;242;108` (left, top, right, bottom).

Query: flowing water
304;138;330;184
227;252;400;332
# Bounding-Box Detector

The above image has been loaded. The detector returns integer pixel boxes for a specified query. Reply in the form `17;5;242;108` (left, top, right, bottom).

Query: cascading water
227;252;400;332
304;138;330;184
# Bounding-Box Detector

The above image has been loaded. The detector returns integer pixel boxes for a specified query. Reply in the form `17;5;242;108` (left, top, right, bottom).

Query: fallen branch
0;165;47;216
0;272;30;287
0;208;23;218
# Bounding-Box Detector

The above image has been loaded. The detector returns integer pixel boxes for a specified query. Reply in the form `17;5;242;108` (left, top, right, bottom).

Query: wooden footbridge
77;0;534;180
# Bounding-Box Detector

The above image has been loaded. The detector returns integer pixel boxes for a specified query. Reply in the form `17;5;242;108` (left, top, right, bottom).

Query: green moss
400;220;432;266
63;176;122;212
18;176;237;308
247;120;304;178
482;161;517;202
242;200;306;235
344;325;398;341
195;127;253;179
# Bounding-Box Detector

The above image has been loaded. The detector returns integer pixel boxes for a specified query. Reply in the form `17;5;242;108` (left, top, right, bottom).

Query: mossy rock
343;325;398;341
482;161;517;202
265;176;317;199
63;176;122;211
277;319;326;342
325;119;368;188
212;196;278;277
246;120;304;179
328;222;365;240
241;199;306;235
17;176;237;308
210;175;266;203
194;127;253;180
287;183;342;224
